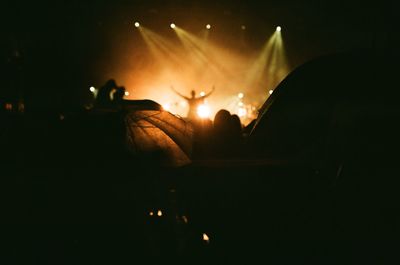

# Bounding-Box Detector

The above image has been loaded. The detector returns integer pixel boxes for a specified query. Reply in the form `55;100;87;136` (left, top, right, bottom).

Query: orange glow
107;25;290;122
197;104;211;118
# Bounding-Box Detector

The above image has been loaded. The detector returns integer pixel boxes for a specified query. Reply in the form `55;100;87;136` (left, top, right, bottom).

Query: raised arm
203;85;215;98
171;86;190;100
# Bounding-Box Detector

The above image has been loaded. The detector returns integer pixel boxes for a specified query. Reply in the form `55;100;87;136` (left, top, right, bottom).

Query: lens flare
197;104;211;118
163;103;171;111
238;107;247;117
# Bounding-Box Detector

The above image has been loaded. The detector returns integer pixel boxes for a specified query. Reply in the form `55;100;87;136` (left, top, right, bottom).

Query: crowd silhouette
1;50;400;264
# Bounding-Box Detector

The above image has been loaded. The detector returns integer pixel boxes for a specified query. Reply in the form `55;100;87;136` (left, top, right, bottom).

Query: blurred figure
95;79;117;108
95;79;127;108
212;110;244;158
112;86;126;105
171;86;214;120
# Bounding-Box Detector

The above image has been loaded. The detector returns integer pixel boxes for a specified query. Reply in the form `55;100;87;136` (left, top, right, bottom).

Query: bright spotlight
124;91;130;96
202;233;210;243
134;22;140;28
170;23;176;29
238;107;247;117
197;104;211;118
89;86;95;92
163;103;171;111
200;91;205;97
238;92;244;99
276;26;281;32
269;90;274;95
206;24;211;30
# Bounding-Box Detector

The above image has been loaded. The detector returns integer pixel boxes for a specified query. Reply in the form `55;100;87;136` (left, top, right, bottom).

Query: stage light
124;91;130;96
134;22;140;28
238;92;244;99
269;90;274;94
238;102;244;107
163;103;171;111
238;107;247;117
206;24;211;30
170;23;176;29
200;91;205;96
149;211;154;216
197;104;211;118
202;233;210;243
89;86;95;92
276;26;281;32
241;25;246;30
157;210;163;217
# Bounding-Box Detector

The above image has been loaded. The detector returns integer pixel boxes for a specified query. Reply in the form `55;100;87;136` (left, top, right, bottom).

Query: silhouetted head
191;90;196;98
214;109;231;133
105;79;117;89
231;114;242;131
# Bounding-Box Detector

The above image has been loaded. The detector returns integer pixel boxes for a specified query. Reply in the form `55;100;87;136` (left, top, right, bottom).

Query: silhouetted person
171;86;214;120
112;86;126;104
95;80;128;108
95;79;118;108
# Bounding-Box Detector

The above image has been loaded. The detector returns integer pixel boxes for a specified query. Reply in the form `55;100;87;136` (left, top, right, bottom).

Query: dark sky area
1;0;397;111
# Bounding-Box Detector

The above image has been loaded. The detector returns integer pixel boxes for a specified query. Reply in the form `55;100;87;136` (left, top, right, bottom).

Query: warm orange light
202;233;210;243
170;23;176;29
124;91;130;96
206;24;211;30
157;210;163;217
162;103;171;111
238;107;247;117
149;211;154;216
269;90;274;95
238;92;244;99
197;104;211;118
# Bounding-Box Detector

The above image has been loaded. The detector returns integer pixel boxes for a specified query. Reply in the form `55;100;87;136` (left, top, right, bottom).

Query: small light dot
206;24;211;30
269;90;274;95
157;210;163;217
203;233;210;243
89;86;95;92
238;92;244;99
170;23;176;29
134;22;140;28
